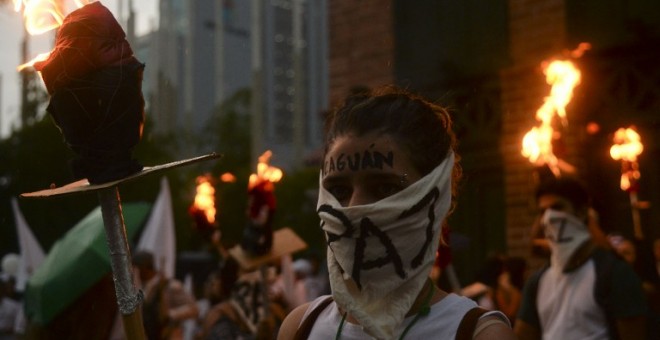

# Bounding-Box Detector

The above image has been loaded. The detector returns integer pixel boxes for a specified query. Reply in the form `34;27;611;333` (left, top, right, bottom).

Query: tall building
142;0;328;168
251;0;329;170
149;0;252;138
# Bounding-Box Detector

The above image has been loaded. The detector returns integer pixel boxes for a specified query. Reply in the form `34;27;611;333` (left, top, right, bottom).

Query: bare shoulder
474;314;517;340
276;302;311;340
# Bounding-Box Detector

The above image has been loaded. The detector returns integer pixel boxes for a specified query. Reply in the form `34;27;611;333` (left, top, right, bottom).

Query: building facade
326;0;660;281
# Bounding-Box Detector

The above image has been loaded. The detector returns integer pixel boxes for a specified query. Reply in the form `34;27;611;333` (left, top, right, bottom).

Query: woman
278;86;515;339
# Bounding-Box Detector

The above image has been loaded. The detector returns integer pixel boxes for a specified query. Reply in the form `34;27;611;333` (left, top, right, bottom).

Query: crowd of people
1;86;659;340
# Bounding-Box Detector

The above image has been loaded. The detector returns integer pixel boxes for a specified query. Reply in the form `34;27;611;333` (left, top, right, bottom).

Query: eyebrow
322;171;404;186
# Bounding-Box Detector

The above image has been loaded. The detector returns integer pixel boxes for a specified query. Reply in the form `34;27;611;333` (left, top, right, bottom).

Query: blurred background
1;0;659;289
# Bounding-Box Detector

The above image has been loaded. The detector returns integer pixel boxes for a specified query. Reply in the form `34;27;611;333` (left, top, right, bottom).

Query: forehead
328;133;396;153
323;133;418;176
537;194;574;212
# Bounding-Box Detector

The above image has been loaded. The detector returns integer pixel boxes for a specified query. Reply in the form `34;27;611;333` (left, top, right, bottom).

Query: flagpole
98;186;146;340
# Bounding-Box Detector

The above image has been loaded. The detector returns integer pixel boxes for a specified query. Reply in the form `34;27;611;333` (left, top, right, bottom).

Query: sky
0;0;158;138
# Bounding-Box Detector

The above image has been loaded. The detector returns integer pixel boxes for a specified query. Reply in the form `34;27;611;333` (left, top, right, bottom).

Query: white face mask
542;209;591;272
317;153;454;339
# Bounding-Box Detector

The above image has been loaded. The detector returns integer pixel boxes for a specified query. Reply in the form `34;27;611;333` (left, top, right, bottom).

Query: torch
242;150;283;256
16;3;221;339
521;44;590;177
609;127;648;240
189;174;218;232
189;174;227;259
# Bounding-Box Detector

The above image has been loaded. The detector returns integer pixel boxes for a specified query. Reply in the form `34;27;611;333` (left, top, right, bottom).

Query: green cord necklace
334;280;436;340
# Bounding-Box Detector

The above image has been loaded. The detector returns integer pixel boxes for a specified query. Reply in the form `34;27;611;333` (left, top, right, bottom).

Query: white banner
137;176;176;278
11;197;45;291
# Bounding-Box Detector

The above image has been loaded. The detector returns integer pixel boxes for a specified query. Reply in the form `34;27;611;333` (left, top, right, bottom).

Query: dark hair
324;85;461;200
534;176;590;212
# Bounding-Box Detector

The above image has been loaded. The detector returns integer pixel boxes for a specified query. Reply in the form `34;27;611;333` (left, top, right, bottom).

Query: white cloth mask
542;209;591;272
317;153;454;340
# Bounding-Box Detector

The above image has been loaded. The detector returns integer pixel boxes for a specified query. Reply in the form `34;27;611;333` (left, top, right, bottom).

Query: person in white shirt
0;275;19;340
278;86;515;340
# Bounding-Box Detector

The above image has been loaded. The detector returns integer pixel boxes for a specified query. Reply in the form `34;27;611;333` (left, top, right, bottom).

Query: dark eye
326;185;352;202
539;203;567;216
550;203;567;211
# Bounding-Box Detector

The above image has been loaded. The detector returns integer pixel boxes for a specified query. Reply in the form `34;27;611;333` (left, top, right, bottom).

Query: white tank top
301;293;509;339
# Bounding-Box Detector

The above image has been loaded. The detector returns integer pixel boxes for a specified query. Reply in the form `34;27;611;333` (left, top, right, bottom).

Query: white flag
137;177;176;278
11;197;45;291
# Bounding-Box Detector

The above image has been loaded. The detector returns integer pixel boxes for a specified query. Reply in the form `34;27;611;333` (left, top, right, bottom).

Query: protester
461;255;525;323
515;176;648;340
529;202;610;258
609;234;637;264
278;86;514;339
0;276;19;340
460;254;505;310
301;253;330;301
132;250;199;340
610;233;660;321
655;238;660;279
195;258;254;340
653;238;660;314
494;257;525;324
270;258;311;312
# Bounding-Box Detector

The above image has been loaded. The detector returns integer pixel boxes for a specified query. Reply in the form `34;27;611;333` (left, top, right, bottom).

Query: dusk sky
0;0;158;137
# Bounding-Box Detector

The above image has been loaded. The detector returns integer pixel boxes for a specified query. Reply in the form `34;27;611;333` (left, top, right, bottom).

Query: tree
199;88;253;246
0;108;181;258
198;88;325;254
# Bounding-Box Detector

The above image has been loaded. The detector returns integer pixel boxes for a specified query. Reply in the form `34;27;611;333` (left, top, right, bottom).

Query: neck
342;278;447;324
405;279;435;317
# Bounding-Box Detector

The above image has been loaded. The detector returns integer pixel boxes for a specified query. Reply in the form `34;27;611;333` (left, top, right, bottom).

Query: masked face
319;133;454;339
542;209;591;272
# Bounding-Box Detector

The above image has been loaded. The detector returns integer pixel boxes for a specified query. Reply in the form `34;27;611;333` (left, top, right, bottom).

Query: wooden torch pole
98;186;146;340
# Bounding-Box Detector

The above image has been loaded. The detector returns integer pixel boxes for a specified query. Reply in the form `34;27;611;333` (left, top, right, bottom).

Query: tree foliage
0;110;181;257
199;88;252;246
1;86;325;263
200;88;324;254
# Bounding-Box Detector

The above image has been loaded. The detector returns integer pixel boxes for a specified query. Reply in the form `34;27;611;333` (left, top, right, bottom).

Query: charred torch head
34;2;145;184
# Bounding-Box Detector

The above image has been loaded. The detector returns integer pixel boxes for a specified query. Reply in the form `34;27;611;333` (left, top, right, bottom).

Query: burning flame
610;127;643;191
14;0;65;35
521;45;588;176
248;150;283;190
17;52;50;72
220;172;237;183
13;0;90;70
193;175;216;224
610;127;643;162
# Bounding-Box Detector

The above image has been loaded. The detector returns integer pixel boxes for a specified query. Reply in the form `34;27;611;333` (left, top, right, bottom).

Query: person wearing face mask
514;177;649;340
277;86;515;340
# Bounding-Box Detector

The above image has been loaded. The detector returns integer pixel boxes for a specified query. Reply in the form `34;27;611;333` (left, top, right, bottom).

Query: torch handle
629;191;644;240
98;186;146;340
260;264;271;318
